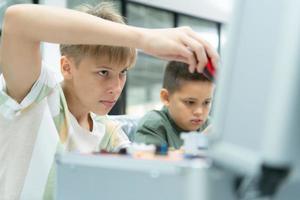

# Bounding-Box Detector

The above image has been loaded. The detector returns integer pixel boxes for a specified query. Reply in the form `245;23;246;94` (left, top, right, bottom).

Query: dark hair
162;61;212;94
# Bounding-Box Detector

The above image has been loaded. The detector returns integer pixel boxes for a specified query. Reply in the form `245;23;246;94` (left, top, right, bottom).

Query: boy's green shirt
133;106;210;149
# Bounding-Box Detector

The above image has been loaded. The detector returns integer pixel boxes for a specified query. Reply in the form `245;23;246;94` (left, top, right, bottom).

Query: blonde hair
60;2;136;68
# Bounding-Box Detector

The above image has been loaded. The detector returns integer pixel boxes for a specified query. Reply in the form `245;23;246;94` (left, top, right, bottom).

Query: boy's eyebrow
95;66;112;69
182;97;198;101
182;97;213;101
95;66;128;71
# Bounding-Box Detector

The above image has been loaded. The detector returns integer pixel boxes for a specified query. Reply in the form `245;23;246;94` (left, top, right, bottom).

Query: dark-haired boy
134;61;214;149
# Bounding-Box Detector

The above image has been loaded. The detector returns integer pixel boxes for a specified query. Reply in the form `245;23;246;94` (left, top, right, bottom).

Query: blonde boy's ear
60;56;74;80
160;88;170;106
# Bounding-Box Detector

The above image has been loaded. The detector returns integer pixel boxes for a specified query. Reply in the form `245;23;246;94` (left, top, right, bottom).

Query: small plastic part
127;143;156;155
155;144;168;155
180;132;208;157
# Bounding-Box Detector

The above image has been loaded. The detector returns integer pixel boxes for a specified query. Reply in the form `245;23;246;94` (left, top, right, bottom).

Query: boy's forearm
3;4;144;48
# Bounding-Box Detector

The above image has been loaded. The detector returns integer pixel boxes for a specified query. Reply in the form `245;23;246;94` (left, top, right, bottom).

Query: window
127;54;167;115
127;3;174;28
67;0;121;11
220;24;229;56
126;3;174;115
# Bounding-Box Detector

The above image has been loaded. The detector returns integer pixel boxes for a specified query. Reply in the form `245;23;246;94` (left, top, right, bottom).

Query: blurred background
0;0;233;116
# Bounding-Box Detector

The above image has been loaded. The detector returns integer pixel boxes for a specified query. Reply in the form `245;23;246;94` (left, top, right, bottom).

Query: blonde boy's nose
108;78;122;94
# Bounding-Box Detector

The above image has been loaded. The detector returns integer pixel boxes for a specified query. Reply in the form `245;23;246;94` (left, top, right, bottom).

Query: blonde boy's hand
140;26;219;73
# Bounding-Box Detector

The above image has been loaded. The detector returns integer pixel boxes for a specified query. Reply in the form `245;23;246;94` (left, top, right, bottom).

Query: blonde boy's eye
204;100;211;106
120;69;128;75
98;70;109;76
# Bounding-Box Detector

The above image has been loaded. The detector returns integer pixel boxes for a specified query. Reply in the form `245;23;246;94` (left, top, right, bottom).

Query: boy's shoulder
139;108;168;124
137;108;172;132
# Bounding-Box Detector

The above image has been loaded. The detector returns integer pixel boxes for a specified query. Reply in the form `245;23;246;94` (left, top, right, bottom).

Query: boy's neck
74;113;93;132
62;83;93;132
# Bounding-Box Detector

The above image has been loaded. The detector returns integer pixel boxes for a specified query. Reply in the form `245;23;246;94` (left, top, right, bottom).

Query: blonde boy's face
161;81;214;131
62;56;128;115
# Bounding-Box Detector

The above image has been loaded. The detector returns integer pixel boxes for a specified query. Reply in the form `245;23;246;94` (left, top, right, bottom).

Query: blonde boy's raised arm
0;4;218;103
0;4;140;103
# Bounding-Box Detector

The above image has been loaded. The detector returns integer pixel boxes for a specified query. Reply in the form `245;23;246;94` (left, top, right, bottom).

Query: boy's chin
91;109;110;116
187;126;202;132
179;126;198;132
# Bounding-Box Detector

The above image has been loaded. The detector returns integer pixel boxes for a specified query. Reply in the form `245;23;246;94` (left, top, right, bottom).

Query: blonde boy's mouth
99;100;117;108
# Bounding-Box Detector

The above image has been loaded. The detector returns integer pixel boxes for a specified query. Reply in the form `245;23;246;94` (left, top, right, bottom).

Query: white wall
128;0;233;23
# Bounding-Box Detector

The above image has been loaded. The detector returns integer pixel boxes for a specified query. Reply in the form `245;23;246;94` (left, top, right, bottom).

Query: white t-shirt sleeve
0;64;60;119
111;124;131;152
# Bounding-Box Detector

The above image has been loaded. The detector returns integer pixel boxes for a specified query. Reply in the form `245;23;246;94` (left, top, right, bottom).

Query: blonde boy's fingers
187;30;219;68
196;46;208;73
211;56;219;70
162;44;196;72
176;44;197;72
204;43;219;68
183;35;208;72
185;35;208;73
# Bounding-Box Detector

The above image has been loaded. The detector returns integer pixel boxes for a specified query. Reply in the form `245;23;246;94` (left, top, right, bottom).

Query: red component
206;58;215;77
